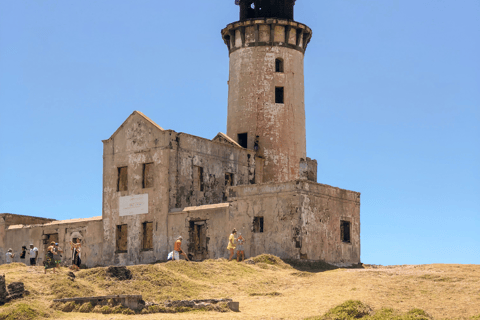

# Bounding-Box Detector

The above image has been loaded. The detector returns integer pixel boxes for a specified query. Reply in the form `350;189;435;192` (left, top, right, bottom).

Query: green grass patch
0;302;51;320
305;301;433;320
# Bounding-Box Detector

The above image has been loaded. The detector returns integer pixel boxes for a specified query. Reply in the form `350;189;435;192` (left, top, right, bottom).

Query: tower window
238;133;248;148
275;58;284;73
341;220;351;243
275;87;284;104
117;167;128;192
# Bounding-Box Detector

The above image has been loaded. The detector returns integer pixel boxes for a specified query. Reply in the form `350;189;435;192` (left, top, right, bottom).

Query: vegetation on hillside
0;256;478;320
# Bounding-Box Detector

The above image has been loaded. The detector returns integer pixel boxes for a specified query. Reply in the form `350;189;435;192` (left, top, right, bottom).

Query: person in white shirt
28;244;38;266
5;248;15;264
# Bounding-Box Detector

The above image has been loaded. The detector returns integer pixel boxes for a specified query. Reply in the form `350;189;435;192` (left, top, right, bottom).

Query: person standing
69;239;82;271
28;244;38;266
173;236;190;261
5;249;15;264
236;233;246;262
227;228;237;261
20;246;27;261
44;241;57;274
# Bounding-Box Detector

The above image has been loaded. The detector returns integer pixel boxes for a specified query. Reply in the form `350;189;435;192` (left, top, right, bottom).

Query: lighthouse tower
222;0;313;183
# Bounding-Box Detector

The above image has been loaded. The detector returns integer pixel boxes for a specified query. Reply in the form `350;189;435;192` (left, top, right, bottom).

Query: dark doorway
188;220;208;261
43;233;58;253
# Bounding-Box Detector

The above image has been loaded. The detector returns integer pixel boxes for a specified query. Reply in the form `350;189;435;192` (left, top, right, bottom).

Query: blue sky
0;1;478;266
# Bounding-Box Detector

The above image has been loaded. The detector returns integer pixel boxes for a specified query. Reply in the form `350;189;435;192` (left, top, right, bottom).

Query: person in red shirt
173;236;190;261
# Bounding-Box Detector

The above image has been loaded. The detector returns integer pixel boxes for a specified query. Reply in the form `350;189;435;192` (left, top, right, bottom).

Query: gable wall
102;113;171;265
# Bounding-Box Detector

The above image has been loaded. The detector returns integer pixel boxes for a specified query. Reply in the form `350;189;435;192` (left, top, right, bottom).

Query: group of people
169;228;246;262
4;238;83;274
5;244;39;265
227;228;246;262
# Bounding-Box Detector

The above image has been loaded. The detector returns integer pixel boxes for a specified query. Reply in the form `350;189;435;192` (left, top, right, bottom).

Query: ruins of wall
0;214;56;264
4;217;103;267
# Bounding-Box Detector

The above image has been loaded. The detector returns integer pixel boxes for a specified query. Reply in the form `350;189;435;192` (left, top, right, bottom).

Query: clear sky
0;1;478;266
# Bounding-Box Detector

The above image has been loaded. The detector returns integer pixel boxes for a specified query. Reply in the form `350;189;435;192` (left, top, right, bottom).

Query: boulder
7;282;25;300
106;266;132;280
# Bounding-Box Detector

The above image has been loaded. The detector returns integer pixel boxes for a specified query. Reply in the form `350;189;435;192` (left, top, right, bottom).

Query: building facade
1;0;361;267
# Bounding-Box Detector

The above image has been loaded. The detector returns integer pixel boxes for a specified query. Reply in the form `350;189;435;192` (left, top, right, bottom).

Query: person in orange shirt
173;236;190;261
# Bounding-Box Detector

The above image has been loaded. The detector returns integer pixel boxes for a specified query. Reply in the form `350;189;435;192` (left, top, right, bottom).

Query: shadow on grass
282;259;364;273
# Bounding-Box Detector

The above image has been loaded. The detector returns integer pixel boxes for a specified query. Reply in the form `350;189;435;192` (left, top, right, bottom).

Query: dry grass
0;258;479;319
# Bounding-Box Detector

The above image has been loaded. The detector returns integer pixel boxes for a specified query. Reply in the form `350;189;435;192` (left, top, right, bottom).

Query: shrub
78;302;94;313
320;300;372;320
0;303;47;320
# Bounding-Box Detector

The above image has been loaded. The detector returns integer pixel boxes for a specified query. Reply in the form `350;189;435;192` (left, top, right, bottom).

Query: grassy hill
0;255;479;320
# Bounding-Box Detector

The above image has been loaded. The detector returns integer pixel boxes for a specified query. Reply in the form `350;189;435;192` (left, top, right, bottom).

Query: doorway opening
188;220;208;261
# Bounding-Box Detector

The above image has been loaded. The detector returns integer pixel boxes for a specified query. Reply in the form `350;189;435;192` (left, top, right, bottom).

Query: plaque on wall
119;194;148;216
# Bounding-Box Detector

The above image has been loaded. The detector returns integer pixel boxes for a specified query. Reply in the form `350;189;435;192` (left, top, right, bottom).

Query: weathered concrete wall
167;131;259;210
227;180;360;266
4;217;103;267
222;19;313;183
0;214;55;264
167;204;230;261
102;111;261;265
102;111;170;266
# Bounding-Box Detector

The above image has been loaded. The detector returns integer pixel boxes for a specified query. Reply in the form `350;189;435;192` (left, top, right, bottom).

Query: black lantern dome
237;0;296;21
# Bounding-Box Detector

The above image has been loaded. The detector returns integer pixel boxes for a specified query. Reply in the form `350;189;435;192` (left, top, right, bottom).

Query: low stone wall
53;295;144;311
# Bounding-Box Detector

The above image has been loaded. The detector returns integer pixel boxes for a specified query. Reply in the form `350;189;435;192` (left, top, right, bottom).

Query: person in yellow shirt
227;228;237;261
173;236;190;261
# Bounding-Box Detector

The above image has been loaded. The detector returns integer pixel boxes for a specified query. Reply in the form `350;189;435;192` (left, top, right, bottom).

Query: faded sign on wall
119;194;148;216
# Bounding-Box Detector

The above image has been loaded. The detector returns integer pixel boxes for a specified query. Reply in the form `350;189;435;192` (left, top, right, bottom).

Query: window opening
238;133;248;148
142;222;153;250
117;167;128;192
340;220;351;243
193;166;204;192
116;224;128;253
253;217;264;233
275;59;284;73
225;173;234;187
275;87;284;104
143;163;154;188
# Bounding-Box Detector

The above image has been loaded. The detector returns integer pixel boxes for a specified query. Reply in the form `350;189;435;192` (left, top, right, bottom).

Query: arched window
275;58;284;73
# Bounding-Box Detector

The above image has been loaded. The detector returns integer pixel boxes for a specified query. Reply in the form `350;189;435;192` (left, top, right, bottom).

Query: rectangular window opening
142;222;153;250
275;87;284;104
340;220;351;243
225;173;234;187
253;217;264;233
237;133;248;148
193;166;204;192
116;224;128;253
117;167;128;192
275;59;284;73
143;163;154;189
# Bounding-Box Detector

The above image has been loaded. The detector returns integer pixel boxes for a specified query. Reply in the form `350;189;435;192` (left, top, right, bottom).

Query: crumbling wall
4;217;103;267
226;180;360;266
167;204;230;260
299;157;317;182
102;111;170;266
298;182;360;266
167;132;258;210
0;214;56;264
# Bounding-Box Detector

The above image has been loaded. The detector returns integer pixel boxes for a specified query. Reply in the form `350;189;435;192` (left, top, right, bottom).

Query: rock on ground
106;266;132;280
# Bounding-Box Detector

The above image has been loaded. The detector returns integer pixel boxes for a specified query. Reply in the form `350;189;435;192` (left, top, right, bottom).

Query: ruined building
1;0;361;267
